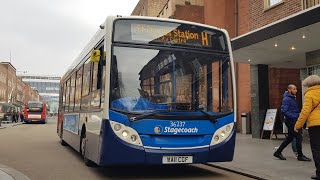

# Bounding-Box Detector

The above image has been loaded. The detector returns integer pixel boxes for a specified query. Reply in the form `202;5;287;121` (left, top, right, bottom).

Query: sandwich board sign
261;109;277;139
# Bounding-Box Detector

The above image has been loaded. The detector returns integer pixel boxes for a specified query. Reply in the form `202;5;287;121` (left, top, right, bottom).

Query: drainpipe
235;0;239;36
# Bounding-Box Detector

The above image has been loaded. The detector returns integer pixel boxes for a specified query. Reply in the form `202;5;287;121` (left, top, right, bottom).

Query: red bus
24;101;48;124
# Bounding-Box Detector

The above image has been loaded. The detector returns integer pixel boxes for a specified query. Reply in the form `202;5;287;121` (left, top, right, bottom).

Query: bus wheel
80;133;95;167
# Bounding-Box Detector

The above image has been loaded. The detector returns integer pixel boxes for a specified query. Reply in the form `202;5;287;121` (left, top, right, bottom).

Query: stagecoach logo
154;125;163;134
154;125;199;135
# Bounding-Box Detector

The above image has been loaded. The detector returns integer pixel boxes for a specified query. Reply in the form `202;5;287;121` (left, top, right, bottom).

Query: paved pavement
0;122;30;180
0;122;24;129
211;133;315;180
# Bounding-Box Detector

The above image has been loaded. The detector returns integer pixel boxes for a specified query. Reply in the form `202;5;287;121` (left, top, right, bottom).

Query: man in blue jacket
273;84;311;161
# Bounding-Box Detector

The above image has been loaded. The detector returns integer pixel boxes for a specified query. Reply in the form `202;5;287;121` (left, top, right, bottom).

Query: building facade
232;0;320;138
132;0;320;138
0;62;40;106
19;75;60;115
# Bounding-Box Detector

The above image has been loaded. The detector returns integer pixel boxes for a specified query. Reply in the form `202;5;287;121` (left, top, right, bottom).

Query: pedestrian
273;84;311;161
20;110;24;122
294;75;320;179
276;103;299;158
13;109;17;123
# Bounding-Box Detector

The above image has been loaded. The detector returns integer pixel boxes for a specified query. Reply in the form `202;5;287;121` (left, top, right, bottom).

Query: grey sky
0;0;139;76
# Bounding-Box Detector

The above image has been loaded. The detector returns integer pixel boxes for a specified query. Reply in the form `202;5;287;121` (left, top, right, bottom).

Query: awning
232;5;320;68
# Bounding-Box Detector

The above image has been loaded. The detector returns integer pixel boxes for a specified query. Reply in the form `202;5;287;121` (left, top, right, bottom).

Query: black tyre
80;133;96;167
60;138;68;146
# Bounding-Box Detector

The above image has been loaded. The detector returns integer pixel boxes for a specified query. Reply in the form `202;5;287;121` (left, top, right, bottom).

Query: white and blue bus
58;16;236;166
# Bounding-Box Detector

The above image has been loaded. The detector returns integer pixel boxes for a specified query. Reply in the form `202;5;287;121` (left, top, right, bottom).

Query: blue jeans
292;137;298;154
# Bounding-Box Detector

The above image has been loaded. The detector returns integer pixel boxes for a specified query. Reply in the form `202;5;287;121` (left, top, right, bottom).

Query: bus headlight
110;120;143;147
221;131;226;137
122;131;129;138
210;122;234;145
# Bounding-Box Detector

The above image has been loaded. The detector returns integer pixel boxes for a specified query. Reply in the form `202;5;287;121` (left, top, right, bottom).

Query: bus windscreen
113;19;228;52
27;102;43;112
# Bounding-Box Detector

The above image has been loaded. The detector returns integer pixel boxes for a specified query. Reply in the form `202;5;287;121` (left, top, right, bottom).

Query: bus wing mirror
90;50;101;62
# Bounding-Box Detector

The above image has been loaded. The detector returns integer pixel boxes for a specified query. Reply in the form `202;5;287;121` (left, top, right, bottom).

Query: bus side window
69;73;76;112
82;60;91;96
90;44;104;108
99;46;106;106
62;83;66;111
81;60;91;110
110;55;120;101
74;66;83;111
65;79;71;112
92;46;104;91
91;62;99;91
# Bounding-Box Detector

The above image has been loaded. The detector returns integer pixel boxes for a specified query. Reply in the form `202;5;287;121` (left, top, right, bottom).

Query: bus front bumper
25;119;46;123
99;120;235;166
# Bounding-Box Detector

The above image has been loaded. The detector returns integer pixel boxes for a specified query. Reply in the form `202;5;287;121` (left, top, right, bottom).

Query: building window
264;0;283;9
270;0;282;6
304;0;320;9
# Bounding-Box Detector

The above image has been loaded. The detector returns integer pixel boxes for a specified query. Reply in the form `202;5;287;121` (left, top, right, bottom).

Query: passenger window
65;79;71;112
69;73;76;111
82;60;91;97
91;62;99;91
62;83;66;110
91;48;104;108
74;67;83;111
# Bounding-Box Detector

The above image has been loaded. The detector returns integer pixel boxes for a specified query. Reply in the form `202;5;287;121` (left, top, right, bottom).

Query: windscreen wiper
197;110;233;123
129;109;174;122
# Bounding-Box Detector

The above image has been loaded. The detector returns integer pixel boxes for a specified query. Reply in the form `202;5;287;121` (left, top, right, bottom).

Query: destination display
131;23;211;47
114;20;227;52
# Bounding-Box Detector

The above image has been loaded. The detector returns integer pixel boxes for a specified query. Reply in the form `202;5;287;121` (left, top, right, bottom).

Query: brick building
232;0;320;138
0;64;7;102
132;0;320;138
0;62;40;106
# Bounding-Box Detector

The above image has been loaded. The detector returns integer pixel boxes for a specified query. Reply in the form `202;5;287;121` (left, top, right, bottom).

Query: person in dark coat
20;110;24;122
273;84;311;161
